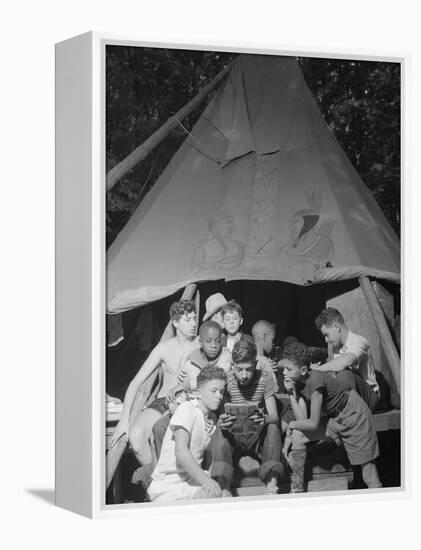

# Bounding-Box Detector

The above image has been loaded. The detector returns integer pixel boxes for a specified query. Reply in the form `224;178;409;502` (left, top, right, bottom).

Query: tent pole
194;289;200;336
106;61;234;191
358;276;400;394
106;283;197;490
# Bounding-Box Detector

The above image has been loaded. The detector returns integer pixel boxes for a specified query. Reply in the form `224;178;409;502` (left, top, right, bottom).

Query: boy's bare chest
161;341;196;374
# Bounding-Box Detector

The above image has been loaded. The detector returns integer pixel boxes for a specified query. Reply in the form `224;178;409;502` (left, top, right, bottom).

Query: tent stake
106;62;234;191
358;276;400;395
106;283;197;489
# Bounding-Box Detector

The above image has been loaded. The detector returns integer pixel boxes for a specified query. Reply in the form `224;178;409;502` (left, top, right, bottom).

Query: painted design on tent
280;189;335;269
191;211;245;273
248;154;279;257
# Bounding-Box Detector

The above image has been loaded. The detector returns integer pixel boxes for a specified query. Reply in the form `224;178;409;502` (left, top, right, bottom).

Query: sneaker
264;484;279;495
221;489;233;498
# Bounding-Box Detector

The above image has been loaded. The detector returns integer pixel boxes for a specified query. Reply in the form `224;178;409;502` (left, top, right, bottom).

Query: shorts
148;397;169;415
152;414;171;457
148;475;204;502
301;390;379;466
326;389;379;466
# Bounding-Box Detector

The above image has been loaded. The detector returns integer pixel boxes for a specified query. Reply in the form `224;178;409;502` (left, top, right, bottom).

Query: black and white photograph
105;45;401;506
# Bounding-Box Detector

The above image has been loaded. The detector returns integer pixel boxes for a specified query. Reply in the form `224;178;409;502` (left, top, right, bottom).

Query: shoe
221;489;233;498
264;484;278;495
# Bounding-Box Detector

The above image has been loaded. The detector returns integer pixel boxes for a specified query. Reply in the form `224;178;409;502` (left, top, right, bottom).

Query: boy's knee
266;423;280;435
291;429;306;450
129;425;147;452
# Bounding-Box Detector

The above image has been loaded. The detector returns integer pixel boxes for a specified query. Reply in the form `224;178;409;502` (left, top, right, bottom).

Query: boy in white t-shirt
311;307;380;411
148;366;228;502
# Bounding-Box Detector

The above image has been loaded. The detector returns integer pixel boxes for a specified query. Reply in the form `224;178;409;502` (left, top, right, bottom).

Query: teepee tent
106;54;401;492
107;54;399;315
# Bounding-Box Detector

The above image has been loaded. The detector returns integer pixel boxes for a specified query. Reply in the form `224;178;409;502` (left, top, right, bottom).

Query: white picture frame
55;32;408;519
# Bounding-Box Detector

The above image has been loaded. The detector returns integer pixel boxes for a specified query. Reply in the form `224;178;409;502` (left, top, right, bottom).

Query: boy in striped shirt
211;336;285;495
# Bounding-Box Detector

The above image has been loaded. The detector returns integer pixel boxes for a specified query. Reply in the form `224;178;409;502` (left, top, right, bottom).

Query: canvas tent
106;53;401;494
107;54;399;315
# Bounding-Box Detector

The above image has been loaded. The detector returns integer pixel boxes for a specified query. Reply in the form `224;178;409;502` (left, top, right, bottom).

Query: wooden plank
235;486;266;497
307;477;348;492
359;277;401;396
106;283;197;489
106;62;234;190
327;281;400;408
373;409;401;432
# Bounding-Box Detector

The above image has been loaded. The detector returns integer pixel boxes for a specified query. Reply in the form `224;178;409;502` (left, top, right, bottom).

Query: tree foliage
106;47;400;248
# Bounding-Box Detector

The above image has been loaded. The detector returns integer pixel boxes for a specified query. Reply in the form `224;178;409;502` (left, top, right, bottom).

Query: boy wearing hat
202;292;228;329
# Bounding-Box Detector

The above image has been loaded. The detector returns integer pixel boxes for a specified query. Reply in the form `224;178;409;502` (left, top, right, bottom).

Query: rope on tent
173;116;223;166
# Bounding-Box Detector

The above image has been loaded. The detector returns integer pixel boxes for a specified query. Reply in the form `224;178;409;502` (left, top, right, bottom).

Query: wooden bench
106;404;401;500
233;406;401;496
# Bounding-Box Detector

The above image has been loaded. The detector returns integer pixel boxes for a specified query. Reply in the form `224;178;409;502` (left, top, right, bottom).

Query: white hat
203;293;228;321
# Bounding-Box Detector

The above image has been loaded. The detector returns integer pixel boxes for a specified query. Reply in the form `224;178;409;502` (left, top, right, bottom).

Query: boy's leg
289;430;308;493
289;420;331;493
361;461;382;488
327;390;381;487
209;427;235;491
260;424;284;492
129;408;162;465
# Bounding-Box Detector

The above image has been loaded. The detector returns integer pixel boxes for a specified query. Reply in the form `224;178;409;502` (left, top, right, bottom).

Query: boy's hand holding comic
217;412;236;431
249;409;265;425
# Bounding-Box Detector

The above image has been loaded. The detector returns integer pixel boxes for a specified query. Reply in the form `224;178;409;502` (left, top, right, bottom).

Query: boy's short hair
199;320;222;337
232;335;257;365
221;300;243;318
197;365;226;387
282;342;309;368
314;307;344;330
169;299;196;322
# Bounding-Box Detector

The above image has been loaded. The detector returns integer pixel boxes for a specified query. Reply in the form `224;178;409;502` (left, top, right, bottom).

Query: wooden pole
358;276;400;394
106;62;234;191
194;289;200;336
106;283;197;489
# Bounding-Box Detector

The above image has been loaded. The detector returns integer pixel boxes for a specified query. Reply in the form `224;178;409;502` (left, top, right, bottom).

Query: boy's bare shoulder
159;337;198;354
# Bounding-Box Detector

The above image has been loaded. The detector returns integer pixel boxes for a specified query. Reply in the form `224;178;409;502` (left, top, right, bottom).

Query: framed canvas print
55;32;405;518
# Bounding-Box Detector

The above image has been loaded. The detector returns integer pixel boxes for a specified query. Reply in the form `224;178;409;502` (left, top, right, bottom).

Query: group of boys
110;293;382;501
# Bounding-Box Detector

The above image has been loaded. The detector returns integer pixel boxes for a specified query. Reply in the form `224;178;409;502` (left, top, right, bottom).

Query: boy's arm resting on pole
109;344;163;446
311;353;358;373
174;428;221;498
289;391;323;432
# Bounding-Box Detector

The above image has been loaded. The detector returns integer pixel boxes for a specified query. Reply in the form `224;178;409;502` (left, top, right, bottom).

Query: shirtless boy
109;300;198;465
251;320;277;374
